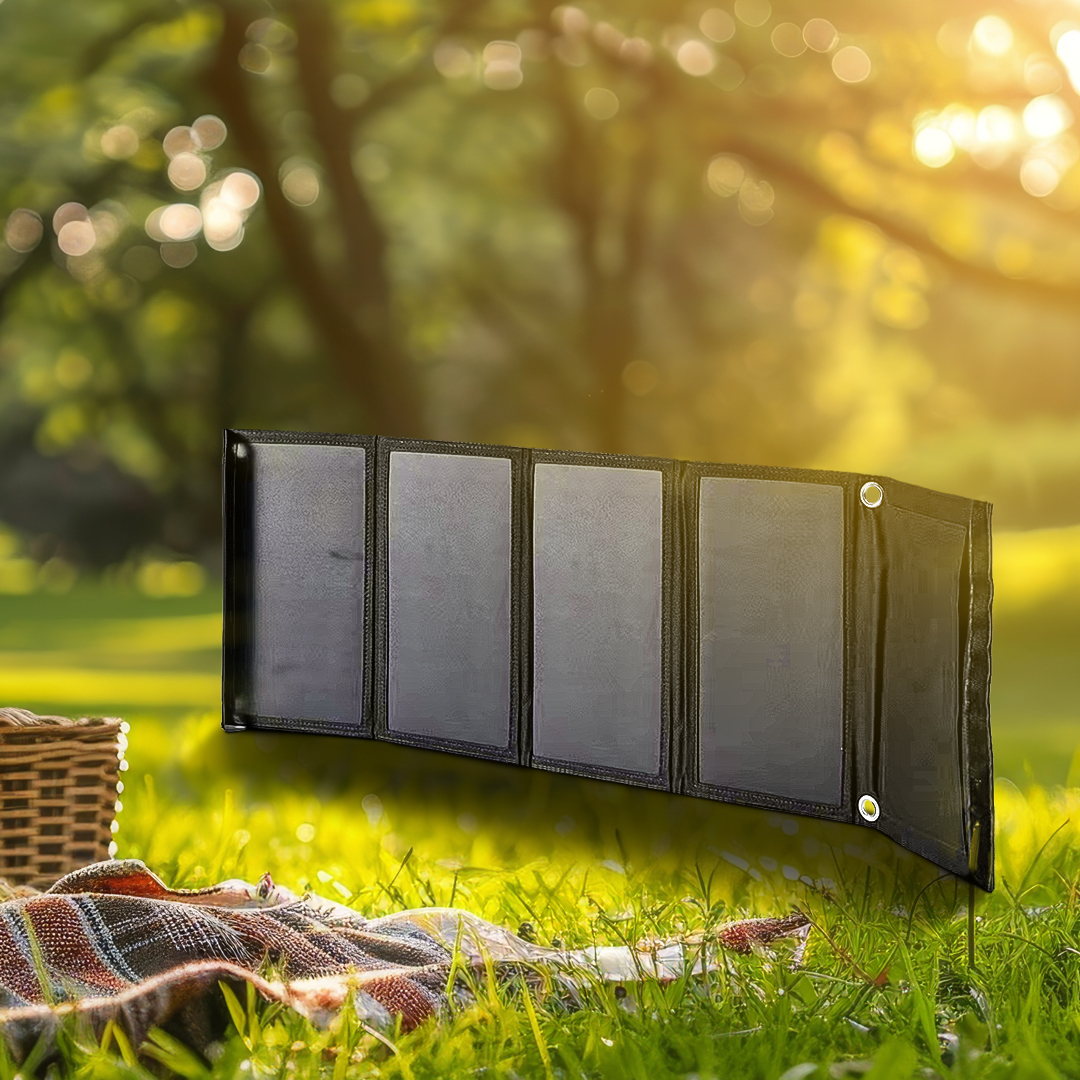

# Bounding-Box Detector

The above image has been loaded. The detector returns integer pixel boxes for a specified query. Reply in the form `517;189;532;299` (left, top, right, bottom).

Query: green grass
1;578;1079;1079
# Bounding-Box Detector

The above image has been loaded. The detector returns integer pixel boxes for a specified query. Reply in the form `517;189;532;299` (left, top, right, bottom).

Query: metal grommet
860;481;883;508
858;794;880;822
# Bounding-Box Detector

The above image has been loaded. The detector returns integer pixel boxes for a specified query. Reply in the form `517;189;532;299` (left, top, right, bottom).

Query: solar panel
222;429;994;890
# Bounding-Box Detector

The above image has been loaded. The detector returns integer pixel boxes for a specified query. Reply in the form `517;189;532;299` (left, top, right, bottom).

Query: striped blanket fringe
0;860;810;1061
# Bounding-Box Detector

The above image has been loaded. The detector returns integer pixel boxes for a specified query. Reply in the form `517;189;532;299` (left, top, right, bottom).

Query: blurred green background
0;0;1078;785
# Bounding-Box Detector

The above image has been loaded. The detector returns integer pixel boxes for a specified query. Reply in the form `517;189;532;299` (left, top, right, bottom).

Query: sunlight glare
972;15;1013;56
976;104;1020;146
913;126;954;168
1023;95;1072;139
1054;29;1080;91
1020;154;1060;196
940;104;976;149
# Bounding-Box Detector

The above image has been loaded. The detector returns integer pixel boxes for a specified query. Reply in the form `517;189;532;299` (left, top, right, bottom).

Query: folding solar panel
222;429;994;890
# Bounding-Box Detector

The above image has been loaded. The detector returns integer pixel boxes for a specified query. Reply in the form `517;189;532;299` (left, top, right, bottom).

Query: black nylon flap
221;429;994;890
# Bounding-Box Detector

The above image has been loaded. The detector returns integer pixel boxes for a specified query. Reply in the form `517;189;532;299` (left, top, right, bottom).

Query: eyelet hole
860;481;883;508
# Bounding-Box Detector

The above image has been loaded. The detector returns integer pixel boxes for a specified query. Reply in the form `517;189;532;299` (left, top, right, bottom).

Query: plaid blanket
0;860;810;1060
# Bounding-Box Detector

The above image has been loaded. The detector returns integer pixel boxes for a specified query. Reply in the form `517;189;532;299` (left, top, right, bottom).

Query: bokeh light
158;203;202;241
620;37;652;65
1025;55;1062;96
1020;155;1060;196
168;152;208;191
676;39;715;76
832;45;871;83
280;160;321;206
163;126;199;159
976;104;1020;148
1023;96;1072;139
197;169;261;251
3;209;43;253
593;22;625;55
739;178;775;225
239;42;272;74
971;15;1013;57
160;241;198;268
100;125;139;160
220;170;262;211
483;41;523;89
57;220;95;257
52;202;89;234
1054;28;1080;91
144;206;168;243
913;125;955;168
583;87;618;119
771;23;806;58
192;115;227;150
434;41;474;78
699;9;735;44
733;0;771;29
553;5;589;35
707;155;746;196
803;18;838;53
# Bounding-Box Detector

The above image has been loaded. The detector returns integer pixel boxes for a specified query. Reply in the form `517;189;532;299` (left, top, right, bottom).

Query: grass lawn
1;562;1079;1079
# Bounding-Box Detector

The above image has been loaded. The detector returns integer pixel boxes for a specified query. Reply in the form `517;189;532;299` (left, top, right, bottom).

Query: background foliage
4;0;1080;567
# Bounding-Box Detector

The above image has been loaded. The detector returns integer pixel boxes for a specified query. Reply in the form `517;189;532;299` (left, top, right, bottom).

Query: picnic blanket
0;860;810;1059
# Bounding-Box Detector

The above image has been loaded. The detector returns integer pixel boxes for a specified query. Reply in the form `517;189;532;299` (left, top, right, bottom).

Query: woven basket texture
0;707;121;888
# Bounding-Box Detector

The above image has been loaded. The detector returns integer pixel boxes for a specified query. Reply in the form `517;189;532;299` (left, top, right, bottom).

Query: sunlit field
1;528;1079;1078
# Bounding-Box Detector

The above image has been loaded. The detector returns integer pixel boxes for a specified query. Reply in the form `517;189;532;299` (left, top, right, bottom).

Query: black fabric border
221;429;251;732
221;428;377;736
964;500;995;891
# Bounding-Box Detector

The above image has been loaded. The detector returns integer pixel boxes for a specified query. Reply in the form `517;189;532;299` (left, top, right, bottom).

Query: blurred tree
2;0;1080;568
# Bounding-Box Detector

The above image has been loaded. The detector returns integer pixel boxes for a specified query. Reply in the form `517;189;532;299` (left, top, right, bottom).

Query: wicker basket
0;708;125;888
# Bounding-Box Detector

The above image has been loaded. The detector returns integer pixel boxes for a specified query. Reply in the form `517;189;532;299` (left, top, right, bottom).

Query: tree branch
723;136;1080;309
203;1;426;435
